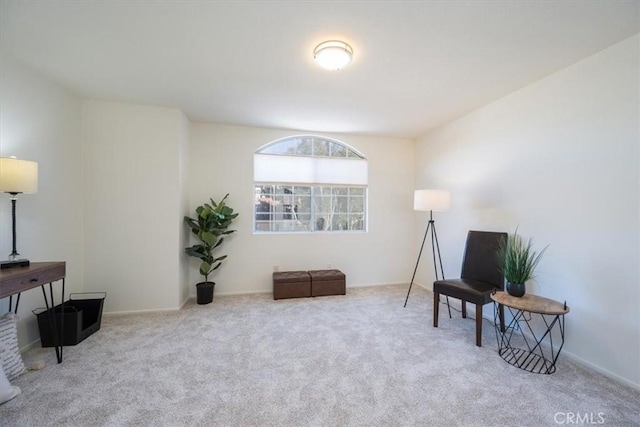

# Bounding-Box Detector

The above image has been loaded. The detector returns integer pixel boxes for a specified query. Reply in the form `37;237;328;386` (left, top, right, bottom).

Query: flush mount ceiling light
313;40;353;71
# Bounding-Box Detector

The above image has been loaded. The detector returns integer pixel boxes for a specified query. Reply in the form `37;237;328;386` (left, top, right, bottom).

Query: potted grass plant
184;194;238;304
497;229;548;297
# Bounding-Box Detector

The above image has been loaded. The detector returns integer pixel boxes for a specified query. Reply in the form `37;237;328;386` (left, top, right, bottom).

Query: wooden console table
491;291;569;374
0;262;66;363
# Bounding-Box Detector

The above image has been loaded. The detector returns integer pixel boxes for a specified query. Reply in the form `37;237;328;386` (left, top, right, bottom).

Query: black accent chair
433;230;507;347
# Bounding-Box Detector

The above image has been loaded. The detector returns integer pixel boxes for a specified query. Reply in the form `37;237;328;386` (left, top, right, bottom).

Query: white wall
82;100;188;313
0;54;84;347
188;123;415;295
415;35;639;388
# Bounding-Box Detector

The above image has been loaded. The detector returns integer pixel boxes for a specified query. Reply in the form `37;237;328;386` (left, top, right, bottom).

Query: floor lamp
0;156;38;269
404;189;450;308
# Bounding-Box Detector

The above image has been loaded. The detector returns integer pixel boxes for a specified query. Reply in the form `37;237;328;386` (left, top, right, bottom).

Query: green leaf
212;255;227;263
199;261;212;276
200;231;217;247
213;237;225;249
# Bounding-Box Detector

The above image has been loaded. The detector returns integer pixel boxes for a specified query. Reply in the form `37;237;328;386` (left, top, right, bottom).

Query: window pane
349;195;364;213
296;138;313;155
314;195;333;215
294;185;311;196
332;216;342;230
262;139;295;155
349;214;365;231
330;142;347;158
313;138;330;157
334;196;348;213
332;187;348;196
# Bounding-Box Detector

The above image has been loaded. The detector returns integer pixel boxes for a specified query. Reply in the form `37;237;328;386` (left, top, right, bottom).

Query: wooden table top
0;262;66;299
491;291;569;315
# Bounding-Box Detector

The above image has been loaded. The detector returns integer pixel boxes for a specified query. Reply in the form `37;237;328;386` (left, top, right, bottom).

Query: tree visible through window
253;136;368;233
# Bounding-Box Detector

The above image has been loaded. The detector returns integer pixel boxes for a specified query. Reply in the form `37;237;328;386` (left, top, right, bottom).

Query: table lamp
0;157;38;269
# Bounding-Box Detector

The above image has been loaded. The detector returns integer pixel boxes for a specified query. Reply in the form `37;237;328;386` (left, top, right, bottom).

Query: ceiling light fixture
313;40;353;71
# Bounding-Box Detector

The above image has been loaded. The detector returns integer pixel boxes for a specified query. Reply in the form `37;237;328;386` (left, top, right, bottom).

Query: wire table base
491;291;569;374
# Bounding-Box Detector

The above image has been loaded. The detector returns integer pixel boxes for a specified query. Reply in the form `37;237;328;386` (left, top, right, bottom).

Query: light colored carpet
2;285;638;426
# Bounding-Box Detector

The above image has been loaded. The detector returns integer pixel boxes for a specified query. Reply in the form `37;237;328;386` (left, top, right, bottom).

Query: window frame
253;135;368;234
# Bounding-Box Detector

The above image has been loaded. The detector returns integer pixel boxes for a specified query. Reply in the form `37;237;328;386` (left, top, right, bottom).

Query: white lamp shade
0;157;38;194
314;40;353;71
414;189;450;212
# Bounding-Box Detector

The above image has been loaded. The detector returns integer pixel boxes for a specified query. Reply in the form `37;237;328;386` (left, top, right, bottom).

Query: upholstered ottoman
308;269;346;297
273;271;311;300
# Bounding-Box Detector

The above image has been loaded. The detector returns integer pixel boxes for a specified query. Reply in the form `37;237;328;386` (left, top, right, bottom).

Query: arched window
254;135;368;233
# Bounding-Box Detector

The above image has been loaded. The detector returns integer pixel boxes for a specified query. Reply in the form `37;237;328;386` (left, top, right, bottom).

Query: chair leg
499;304;506;333
461;301;467;318
476;303;483;347
433;291;439;328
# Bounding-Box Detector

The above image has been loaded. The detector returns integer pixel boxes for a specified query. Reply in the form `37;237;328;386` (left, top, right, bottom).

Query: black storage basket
34;292;106;347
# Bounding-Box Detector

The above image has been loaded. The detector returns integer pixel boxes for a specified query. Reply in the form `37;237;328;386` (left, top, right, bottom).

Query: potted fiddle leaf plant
497;229;548;297
184;194;238;304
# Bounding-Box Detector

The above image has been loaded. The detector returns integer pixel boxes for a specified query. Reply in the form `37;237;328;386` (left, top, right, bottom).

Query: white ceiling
1;1;638;138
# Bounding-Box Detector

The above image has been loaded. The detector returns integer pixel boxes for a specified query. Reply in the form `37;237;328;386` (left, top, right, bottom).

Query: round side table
491;291;569;374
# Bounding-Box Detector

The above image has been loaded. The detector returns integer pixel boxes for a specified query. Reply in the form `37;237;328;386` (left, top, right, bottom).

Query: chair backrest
460;230;507;289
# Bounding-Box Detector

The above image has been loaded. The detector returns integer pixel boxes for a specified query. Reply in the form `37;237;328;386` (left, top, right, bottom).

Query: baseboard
20;338;43;354
414;281;431;291
209;289;272;297
560;349;640;391
104;306;181;316
179;296;191;310
512;327;640;392
348;281;408;288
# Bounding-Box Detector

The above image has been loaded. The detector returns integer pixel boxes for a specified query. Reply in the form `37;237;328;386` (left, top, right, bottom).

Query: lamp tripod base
1;259;30;270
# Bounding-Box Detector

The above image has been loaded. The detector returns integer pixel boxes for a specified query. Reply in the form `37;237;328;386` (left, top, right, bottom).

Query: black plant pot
196;281;215;304
506;282;525;297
